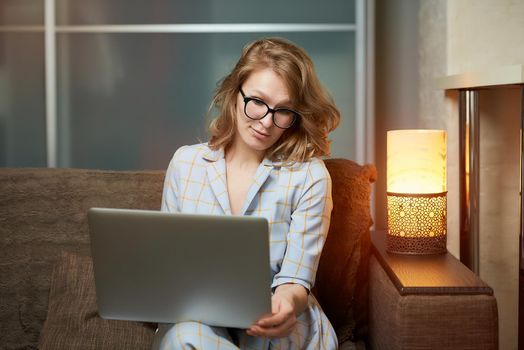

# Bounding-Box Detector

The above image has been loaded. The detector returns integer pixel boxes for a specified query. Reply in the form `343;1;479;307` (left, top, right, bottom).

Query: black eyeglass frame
239;88;300;129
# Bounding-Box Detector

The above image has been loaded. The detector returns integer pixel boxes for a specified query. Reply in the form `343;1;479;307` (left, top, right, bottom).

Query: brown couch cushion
0;168;164;348
39;251;155;350
313;159;377;342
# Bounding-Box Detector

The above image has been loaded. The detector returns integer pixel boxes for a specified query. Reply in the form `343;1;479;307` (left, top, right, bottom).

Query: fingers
246;287;302;339
246;314;297;338
247;297;296;338
257;309;289;328
257;295;294;326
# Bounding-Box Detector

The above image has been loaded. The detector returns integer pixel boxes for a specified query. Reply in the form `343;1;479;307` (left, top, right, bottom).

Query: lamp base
386;191;447;255
386;233;447;255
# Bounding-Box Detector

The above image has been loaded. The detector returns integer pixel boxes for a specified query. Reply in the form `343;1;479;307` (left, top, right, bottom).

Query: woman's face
233;68;290;154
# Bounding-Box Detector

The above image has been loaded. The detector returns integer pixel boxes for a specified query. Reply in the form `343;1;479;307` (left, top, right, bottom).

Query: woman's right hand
246;291;297;338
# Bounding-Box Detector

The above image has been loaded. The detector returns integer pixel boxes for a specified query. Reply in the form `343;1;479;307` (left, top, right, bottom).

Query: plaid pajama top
159;143;337;349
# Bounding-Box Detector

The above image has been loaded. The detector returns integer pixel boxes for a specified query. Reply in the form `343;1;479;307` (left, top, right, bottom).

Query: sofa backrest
0;159;375;348
314;159;376;341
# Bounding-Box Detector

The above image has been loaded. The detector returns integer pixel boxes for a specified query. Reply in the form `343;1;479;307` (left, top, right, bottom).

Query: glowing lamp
387;129;447;254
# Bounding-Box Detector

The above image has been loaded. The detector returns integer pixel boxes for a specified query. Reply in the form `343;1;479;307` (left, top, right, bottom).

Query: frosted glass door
57;32;355;170
0;0;47;167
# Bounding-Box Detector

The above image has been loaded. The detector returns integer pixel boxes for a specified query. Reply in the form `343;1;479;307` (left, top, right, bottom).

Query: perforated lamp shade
387;130;447;254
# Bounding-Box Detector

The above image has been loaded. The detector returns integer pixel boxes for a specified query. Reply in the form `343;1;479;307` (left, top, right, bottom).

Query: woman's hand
246;283;308;339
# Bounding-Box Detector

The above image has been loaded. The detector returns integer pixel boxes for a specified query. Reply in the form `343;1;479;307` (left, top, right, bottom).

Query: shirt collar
202;145;283;168
202;146;224;162
262;157;283;167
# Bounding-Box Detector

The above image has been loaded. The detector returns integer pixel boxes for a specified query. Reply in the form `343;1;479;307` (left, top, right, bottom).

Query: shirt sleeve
161;148;183;213
271;160;333;292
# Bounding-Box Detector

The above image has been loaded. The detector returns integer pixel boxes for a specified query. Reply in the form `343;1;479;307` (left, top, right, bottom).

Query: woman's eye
252;99;265;106
278;109;295;117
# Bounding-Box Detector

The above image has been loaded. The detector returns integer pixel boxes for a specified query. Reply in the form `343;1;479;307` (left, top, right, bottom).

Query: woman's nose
259;112;274;128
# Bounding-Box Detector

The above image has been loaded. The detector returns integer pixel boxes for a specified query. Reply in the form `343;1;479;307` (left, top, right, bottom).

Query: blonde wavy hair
208;37;340;163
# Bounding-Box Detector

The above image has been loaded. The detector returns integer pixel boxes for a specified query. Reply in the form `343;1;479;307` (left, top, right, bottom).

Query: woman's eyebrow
249;89;291;106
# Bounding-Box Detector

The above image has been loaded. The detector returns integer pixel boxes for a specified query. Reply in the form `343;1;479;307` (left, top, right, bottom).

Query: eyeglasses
239;88;300;129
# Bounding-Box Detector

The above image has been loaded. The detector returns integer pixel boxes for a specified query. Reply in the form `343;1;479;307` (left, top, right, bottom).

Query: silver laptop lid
88;207;272;329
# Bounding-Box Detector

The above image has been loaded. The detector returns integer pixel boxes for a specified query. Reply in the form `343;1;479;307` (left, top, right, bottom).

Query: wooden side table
368;231;498;350
370;231;493;295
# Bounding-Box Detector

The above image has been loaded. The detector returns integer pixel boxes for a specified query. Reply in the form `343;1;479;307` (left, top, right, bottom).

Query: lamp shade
386;129;448;255
387;129;447;194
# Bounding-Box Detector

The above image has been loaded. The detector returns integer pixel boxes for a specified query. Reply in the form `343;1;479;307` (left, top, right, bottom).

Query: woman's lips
251;127;269;139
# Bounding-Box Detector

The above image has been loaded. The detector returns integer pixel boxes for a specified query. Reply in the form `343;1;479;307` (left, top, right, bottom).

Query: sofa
0;159;498;349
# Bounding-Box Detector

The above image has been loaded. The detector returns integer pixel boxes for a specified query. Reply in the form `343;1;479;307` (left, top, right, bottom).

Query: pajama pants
152;295;338;350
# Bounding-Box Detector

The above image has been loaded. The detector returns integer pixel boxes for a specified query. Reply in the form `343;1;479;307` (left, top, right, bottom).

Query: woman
156;37;340;349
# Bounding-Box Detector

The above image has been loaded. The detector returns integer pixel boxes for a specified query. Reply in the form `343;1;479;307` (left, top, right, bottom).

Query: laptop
87;207;272;329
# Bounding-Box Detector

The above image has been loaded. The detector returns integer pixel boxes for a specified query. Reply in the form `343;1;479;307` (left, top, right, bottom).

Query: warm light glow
386;129;448;254
387;130;447;194
387;130;447;193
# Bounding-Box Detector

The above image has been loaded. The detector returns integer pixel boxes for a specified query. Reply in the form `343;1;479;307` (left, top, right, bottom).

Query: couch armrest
367;232;498;350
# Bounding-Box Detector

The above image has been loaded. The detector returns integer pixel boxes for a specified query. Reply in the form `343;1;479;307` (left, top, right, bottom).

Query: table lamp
387;129;447;254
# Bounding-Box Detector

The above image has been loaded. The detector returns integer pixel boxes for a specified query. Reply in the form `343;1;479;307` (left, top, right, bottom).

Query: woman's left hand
246;284;307;338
